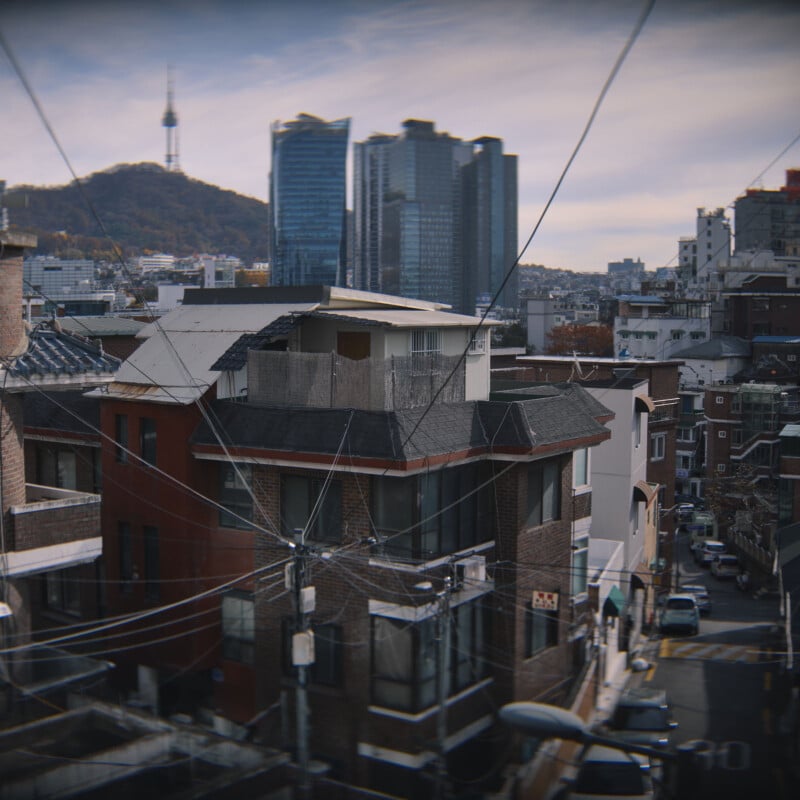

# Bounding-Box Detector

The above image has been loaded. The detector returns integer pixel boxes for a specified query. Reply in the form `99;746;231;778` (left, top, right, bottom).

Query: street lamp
500;701;706;799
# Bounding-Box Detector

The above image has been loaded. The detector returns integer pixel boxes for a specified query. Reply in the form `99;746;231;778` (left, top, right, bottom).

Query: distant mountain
6;163;270;266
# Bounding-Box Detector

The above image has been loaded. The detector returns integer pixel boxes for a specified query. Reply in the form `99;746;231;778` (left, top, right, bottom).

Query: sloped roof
101;303;318;405
191;383;611;468
24;389;100;438
6;325;120;381
672;336;751;360
58;316;147;337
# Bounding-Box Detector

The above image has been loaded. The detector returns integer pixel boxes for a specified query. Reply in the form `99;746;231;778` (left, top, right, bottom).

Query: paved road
632;532;798;799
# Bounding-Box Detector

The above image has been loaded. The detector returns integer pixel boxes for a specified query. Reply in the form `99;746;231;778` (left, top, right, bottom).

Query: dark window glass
44;566;81;615
140;418;157;466
282;619;343;686
281;475;342;543
119;521;133;592
115;415;128;463
222;592;254;664
527;459;561;527
524;602;559;657
219;463;253;530
144;525;159;603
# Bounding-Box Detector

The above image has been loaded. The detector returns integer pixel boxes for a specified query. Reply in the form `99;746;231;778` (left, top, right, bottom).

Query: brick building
0;230;119;704
94;285;612;797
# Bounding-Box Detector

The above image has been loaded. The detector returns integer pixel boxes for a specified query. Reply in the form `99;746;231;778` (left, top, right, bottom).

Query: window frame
281;474;342;544
526;459;561;528
219;463;254;530
140;417;157;466
525;600;559;658
222;591;255;665
650;433;666;461
115;414;128;464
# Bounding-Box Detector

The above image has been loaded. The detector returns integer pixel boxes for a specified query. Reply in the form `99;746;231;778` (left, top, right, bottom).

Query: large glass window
281;475;342;543
44;566;81;615
572;538;589;597
219;463;253;530
573;448;588;487
372;464;493;561
140;417;157;466
36;446;77;490
222;592;254;664
525;602;559;657
526;459;561;527
371;598;489;712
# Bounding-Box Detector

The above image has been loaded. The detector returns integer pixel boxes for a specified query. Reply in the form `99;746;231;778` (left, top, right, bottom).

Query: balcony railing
5;484;102;576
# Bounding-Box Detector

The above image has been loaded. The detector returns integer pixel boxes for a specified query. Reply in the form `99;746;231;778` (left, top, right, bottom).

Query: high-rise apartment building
734;168;800;256
269;114;350;287
354;120;517;315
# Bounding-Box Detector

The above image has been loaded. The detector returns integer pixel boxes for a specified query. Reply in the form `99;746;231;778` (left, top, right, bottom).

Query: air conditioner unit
456;555;487;585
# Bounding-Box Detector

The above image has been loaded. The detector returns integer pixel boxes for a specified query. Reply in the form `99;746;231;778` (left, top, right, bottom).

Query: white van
688;510;717;551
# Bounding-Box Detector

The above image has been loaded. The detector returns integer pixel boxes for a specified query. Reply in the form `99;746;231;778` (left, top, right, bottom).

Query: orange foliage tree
545;323;614;356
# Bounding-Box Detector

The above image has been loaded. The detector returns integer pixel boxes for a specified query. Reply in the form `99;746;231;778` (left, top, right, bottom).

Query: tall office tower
461;137;518;314
734;168;800;256
354;120;517;314
270;114;350;287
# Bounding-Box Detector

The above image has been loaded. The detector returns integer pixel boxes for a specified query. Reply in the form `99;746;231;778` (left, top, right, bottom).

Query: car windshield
574;762;645;794
612;706;668;731
666;598;695;610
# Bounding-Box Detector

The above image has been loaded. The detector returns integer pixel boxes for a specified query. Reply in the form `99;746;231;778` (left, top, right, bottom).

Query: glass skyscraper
353;120;517;314
270;114;350;287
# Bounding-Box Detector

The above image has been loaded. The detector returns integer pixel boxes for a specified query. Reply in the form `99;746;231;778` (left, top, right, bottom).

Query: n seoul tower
162;67;180;171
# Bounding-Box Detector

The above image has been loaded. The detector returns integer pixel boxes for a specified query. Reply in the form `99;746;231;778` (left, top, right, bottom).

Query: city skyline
1;0;799;272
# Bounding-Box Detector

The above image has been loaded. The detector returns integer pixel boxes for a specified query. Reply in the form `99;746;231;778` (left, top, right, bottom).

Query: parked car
676;503;695;524
565;744;654;800
659;594;700;636
679;584;712;615
694;539;727;566
711;554;740;579
601;687;677;749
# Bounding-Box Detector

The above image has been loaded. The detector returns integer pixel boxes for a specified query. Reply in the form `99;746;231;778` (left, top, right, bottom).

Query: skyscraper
353;120;517;314
270;114;350;287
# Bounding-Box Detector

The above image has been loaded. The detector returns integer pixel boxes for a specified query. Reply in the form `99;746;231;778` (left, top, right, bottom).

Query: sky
1;0;799;272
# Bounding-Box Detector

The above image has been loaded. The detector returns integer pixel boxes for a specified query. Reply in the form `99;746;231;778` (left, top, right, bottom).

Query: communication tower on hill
162;66;180;171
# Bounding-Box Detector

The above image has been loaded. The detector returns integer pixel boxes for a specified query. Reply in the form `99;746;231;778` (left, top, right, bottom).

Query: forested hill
6;163;270;266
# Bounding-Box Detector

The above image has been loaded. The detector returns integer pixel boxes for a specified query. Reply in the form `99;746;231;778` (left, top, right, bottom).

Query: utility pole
289;533;315;798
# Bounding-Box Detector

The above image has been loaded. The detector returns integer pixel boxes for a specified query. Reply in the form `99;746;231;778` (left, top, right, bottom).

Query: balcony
4;484;102;577
248;350;466;410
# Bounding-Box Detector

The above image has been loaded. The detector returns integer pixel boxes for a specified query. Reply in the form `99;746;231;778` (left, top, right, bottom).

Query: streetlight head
500;702;588;741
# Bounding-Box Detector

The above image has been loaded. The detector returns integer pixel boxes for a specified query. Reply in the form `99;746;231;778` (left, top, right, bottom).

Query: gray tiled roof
9;325;121;378
192;382;610;465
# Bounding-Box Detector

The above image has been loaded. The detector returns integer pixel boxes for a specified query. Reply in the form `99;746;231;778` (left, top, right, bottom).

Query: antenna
162;66;180;171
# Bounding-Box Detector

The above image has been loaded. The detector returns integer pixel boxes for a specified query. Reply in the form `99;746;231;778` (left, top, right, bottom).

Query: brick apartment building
92;285;612;797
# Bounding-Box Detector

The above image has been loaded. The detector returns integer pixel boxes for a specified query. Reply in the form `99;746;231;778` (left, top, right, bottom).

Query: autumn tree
545;323;613;356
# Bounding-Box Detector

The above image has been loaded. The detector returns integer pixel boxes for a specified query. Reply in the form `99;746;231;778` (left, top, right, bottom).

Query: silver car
659;593;700;636
679;584;712;615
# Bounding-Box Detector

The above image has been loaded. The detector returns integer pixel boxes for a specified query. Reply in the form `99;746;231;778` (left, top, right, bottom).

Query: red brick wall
11;497;101;551
1;394;26;516
0;250;23;356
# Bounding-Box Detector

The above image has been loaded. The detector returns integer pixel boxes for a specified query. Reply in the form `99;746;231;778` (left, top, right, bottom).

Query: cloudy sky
1;0;799;271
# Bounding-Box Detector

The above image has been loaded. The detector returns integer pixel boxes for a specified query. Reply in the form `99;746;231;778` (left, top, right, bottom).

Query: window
44;567;81;615
573;448;588;487
526;459;561;527
525;601;559;657
144;525;159;603
372;615;436;712
282;620;343;686
468;329;486;353
371;599;488;712
718;430;727;439
732;429;743;445
651;433;666;461
690;332;706;340
119;521;133;592
372;465;493;561
717;463;727;473
645;332;657;341
677;427;693;442
572;538;589;597
222;592;254;664
671;331;684;341
36;446;77;490
635;412;642;448
282;475;342;543
411;329;441;357
219;463;253;530
115;415;128;463
715;395;725;405
140;417;157;466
